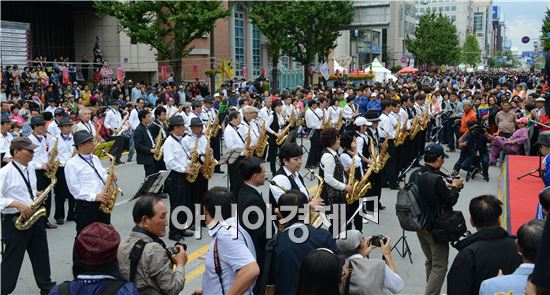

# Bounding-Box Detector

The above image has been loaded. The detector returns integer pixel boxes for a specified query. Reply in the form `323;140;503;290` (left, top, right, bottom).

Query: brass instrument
344;149;358;204
396;117;409;146
368;135;380;172
45;138;61;179
203;116;212;136
276;111;295;146
392;118;403;147
295;110;304;127
347;165;374;204
186;139;202;183
255;121;269;157
209;111;221;138
420;105;430;130
309;169;326;227
200;135;218;179
373;138;390;173
321;109;332;129
99;150;122;214
409;114;421;140
334;111;344;130
152;129;164;161
114;112;130;136
244;124;253;156
15;177;57;230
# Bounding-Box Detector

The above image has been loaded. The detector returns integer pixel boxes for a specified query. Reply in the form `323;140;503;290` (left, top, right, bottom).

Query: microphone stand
517;120;546;180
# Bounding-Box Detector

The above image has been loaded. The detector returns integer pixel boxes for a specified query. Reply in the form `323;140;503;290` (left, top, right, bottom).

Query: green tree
247;2;295;91
541;8;550;51
462;35;481;66
94;1;230;83
282;1;354;87
406;13;460;66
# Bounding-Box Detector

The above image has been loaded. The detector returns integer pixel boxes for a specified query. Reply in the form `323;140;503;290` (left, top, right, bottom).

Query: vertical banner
160;66;167;81
117;67;125;82
319;62;329;81
242;66;247;78
262;67;267;78
192;65;198;77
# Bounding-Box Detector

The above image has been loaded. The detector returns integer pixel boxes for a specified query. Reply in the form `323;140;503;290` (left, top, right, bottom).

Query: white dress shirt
269;166;309;203
266;112;285;136
163;135;190;173
202;107;217;124
223;123;247;151
44;106;57;115
378;112;394;139
398;108;410;129
342;104;356;120
165;105;179;118
258;107;271;123
104;108;122;130
329;106;341;123
320;147;346;191
28;133;49;170
340;152;363;178
55;134;75;166
305;108;322;129
47;120;61;137
0;160;37;213
182;133;208;156
128;108;139;131
0;132;14;154
64;153;107;202
75;121;97;137
241;121;259;145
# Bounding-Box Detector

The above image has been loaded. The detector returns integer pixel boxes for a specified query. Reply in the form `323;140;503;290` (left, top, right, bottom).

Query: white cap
536;97;546;102
354;117;370;127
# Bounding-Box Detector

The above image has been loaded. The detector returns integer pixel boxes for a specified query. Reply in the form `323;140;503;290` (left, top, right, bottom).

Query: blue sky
495;0;549;52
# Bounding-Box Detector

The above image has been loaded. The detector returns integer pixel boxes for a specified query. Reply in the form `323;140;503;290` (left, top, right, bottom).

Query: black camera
369;235;387;247
166;238;187;255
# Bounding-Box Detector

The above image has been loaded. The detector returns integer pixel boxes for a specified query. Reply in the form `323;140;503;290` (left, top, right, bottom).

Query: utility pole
210;28;216;95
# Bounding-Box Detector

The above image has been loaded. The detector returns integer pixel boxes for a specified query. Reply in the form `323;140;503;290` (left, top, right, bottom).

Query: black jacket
133;123;155;165
149;120;167;139
447;227;522;295
409;165;460;229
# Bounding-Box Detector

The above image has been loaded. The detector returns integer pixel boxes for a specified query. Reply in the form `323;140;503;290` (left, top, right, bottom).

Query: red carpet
500;155;544;234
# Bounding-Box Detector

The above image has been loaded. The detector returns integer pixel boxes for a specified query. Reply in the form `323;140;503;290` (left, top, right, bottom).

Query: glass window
451;5;456;11
281;56;289;69
445;6;450;11
451;15;456;21
234;5;245;77
252;24;261;77
474;12;483;32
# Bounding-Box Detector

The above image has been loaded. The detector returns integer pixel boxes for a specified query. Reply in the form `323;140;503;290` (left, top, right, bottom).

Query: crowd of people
1;60;550;295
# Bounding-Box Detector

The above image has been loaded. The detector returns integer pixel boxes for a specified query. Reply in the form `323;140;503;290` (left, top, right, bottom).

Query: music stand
132;170;170;200
517;120;547;180
220;148;244;188
392;229;413;264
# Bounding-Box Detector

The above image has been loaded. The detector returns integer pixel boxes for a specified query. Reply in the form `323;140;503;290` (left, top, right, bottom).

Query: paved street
14;140;507;295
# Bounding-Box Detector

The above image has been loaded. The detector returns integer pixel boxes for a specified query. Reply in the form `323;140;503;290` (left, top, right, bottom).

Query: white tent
365;58;391;82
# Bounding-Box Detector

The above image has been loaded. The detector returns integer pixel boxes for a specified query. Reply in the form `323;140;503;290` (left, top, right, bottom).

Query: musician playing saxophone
149;107;170;171
339;131;364;231
224;111;251;197
133;109;159;177
0;137;55;295
65;130;116;234
52;118;76;225
103;100;126;165
182;118;209;209
266;100;285;175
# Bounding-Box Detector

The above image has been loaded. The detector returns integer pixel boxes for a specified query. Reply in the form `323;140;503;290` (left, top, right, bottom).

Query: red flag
117;67;125;81
262;67;267;77
242;66;247;77
192;65;198;77
160;66;167;81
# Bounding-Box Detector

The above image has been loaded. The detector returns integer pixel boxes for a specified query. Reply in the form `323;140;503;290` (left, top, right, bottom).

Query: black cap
10;137;38;150
73;130;94;146
109;100;119;106
54;108;66;116
47;98;55;103
58;117;73;127
169;115;186;127
30;116;45;126
192;101;202;108
538;131;550;147
190;117;203;127
204;96;214;104
365;110;381;122
424;143;448;158
308;100;318;107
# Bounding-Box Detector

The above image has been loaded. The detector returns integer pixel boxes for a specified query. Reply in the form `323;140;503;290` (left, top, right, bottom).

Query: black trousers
306;129;321;168
74;200;111;234
53;167;75;221
164;171;192;236
155;159;166;171
35;170;52;221
189;174;208;206
228;157;244;197
267;135;278;174
365;172;383;209
381;139;398;187
210;134;222;171
105;135;126;162
144;163;160;178
1;214;54;295
346;199;363;232
0;153;5;168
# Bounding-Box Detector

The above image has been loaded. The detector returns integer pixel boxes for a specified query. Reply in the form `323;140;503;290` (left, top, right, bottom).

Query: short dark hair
424;153;440;163
132;194;162;223
154;107;166;118
138;109;149;121
271;100;282;111
517;219;544;261
278;143;303;165
296;249;343;295
278;190;308;221
539;187;550;211
203;187;235;220
340;130;354;150
136;98;144;104
469;195;502;228
240;156;263;181
228;110;240;121
380;100;392;110
42;111;53;121
320;127;339;149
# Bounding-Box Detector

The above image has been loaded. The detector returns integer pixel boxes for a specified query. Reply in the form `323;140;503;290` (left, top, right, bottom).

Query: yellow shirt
81;90;91;106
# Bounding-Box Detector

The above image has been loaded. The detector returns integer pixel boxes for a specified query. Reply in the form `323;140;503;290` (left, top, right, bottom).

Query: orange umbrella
397;67;419;74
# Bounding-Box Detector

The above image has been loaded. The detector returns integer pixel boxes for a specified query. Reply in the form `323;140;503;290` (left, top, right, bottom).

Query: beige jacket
118;230;185;295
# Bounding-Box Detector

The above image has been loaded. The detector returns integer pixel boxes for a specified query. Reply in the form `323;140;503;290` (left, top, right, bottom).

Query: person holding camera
117;194;187;295
408;143;463;295
453;121;491;181
336;230;404;294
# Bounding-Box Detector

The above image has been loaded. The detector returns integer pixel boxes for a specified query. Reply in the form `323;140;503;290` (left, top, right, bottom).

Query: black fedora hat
73;130;94;146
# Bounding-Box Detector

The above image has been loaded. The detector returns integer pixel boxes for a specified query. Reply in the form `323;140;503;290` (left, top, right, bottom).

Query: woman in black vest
364;110;385;210
266;100;285;175
340;130;364;231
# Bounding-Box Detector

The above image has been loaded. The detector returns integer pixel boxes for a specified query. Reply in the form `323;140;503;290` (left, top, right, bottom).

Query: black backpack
396;172;429;231
57;279;128;295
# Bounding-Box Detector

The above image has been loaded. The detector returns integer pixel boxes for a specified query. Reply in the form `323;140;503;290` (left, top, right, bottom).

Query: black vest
268;167;306;210
319;148;345;205
270;112;280;133
356;132;370;160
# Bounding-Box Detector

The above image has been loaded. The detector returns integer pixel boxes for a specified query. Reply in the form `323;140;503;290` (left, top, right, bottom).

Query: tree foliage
406;13;460;66
462;35;481;66
94;1;230;82
541;8;550;51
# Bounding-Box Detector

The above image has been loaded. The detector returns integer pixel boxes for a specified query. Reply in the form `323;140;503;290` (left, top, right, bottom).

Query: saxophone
335;111;344;130
321;109;332;129
276;111;295;146
14;178;57;230
420;105;430;130
409;114;421;140
114;112;130;136
98;150;122;214
185;139;202;183
209;112;221;138
45;138;61;179
344;150;358;204
309;169;327;227
244;125;253;156
393;118;403;147
374;138;390;173
255;121;269;157
396;118;409;146
200;135;218;179
152;129;164;161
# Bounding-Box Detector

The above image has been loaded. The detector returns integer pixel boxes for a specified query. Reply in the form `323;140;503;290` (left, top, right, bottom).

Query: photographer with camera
453;121;491;181
408;143;463;295
336;230;404;295
117;194;187;295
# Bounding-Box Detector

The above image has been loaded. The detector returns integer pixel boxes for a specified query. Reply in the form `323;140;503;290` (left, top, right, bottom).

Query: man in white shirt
164;97;178;119
44;98;57;115
47;108;66;137
0;137;55;295
74;108;98;139
378;100;399;190
128;98;144;132
224;110;251;196
103;101;126;164
202;97;221;173
64;130;111;234
305;100;323;168
259;96;272;123
1;116;14;167
52;118;76;225
162;115;194;239
182;118;210;208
